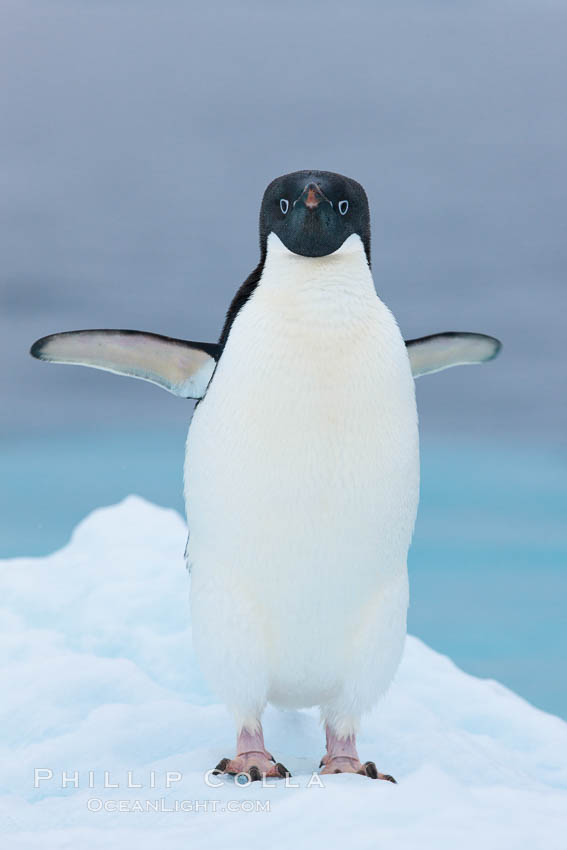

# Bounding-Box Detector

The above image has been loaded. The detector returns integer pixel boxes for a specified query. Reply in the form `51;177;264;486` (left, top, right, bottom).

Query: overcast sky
1;0;566;445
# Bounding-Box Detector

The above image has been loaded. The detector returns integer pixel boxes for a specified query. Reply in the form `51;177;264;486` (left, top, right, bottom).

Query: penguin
31;170;501;781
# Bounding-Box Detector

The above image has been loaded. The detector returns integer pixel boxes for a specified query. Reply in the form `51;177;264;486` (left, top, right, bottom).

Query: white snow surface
1;496;565;849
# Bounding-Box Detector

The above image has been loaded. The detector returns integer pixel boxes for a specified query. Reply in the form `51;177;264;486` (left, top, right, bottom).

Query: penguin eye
338;200;349;215
280;199;289;214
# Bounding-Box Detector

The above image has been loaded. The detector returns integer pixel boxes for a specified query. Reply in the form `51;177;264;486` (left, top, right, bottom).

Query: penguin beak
297;182;331;210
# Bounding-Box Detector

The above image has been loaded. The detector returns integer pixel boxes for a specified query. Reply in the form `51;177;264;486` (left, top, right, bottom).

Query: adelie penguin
31;170;501;782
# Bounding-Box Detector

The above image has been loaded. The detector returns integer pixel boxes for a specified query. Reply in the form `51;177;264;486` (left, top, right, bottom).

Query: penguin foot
212;723;290;781
320;725;396;781
319;754;396;781
212;752;290;781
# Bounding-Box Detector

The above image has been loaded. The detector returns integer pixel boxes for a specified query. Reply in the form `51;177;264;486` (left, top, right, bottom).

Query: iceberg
1;496;565;848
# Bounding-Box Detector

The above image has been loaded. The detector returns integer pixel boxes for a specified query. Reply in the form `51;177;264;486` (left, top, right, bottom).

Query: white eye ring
338;200;349;215
280;198;289;214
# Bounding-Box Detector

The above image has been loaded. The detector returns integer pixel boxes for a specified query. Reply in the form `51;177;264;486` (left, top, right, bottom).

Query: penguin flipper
406;332;501;377
30;328;501;393
30;330;220;398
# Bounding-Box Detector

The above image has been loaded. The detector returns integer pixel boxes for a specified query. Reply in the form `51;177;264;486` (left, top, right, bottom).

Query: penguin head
259;170;370;262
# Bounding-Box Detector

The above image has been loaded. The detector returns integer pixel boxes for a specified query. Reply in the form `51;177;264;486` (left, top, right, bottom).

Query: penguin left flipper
30;330;220;399
406;332;501;377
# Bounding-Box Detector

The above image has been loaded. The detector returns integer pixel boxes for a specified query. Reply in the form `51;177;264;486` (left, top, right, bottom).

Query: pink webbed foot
320;727;396;782
320;753;395;781
212;724;291;782
213;752;290;781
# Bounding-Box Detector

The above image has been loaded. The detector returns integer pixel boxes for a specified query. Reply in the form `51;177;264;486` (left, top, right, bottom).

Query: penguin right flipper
406;332;501;377
30;330;220;398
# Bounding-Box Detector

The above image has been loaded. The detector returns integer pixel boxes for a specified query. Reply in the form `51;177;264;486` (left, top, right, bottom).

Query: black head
259;170;370;262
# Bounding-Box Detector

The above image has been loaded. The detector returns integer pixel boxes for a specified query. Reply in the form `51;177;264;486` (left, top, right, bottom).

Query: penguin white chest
184;235;419;712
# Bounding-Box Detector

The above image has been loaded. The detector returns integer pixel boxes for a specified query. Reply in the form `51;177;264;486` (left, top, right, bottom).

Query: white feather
184;233;419;735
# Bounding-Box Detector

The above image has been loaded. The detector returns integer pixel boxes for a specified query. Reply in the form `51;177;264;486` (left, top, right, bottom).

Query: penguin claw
357;761;397;782
359;761;378;779
275;762;291;778
212;757;231;775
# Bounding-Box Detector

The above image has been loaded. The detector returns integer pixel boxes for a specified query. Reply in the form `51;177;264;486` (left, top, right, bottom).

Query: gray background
1;0;565;441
